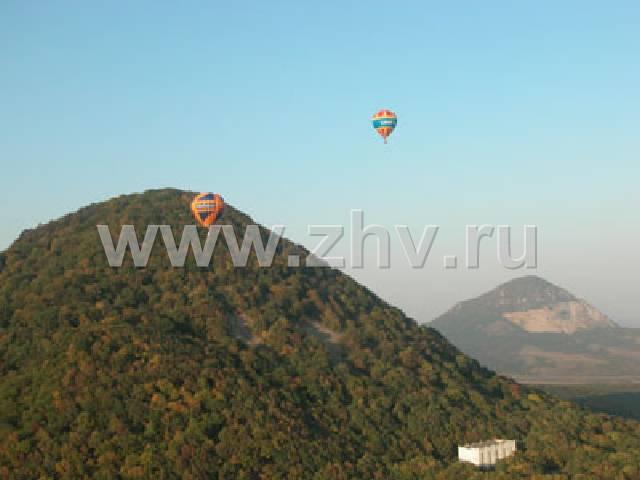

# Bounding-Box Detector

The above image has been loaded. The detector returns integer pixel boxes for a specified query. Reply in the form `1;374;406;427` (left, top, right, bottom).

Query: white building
458;439;516;468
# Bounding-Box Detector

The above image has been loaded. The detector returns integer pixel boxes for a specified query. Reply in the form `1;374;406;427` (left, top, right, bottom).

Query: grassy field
535;384;640;420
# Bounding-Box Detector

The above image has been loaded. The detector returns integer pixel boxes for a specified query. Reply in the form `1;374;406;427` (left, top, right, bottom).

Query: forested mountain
431;276;640;384
1;189;640;479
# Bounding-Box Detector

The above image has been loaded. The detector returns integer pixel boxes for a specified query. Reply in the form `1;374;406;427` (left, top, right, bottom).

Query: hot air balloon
372;109;397;143
191;192;225;227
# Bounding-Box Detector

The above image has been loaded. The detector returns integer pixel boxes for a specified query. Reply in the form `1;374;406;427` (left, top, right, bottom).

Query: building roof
460;439;514;449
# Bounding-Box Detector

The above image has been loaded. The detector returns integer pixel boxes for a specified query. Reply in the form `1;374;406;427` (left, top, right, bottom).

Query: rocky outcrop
503;300;617;334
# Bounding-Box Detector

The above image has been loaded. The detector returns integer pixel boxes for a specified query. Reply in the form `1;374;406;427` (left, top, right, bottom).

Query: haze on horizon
1;1;639;326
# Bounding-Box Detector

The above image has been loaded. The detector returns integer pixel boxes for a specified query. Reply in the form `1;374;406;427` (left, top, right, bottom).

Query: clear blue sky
1;1;639;325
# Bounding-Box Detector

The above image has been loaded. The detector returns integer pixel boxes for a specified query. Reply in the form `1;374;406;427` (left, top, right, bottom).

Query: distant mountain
443;276;617;334
1;191;640;478
431;276;640;383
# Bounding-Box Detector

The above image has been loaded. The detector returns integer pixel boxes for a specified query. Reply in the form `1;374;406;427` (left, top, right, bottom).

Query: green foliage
0;189;639;479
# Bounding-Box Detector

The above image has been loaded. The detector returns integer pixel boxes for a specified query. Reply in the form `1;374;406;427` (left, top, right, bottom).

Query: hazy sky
1;2;639;325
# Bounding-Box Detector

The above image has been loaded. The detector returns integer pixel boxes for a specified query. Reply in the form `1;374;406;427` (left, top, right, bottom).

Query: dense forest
1;189;640;479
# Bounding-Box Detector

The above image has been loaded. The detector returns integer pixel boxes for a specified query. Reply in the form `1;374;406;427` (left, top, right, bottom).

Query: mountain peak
431;276;633;383
479;275;576;312
446;275;617;333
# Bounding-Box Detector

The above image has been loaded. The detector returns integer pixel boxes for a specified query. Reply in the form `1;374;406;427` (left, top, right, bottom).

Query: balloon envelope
372;109;397;143
191;193;225;227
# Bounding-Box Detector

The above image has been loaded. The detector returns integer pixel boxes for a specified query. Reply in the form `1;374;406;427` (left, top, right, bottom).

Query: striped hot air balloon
191;192;225;227
372;109;397;143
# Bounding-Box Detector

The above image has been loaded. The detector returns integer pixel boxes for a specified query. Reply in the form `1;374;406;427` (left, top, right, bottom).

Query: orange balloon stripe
376;126;393;138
